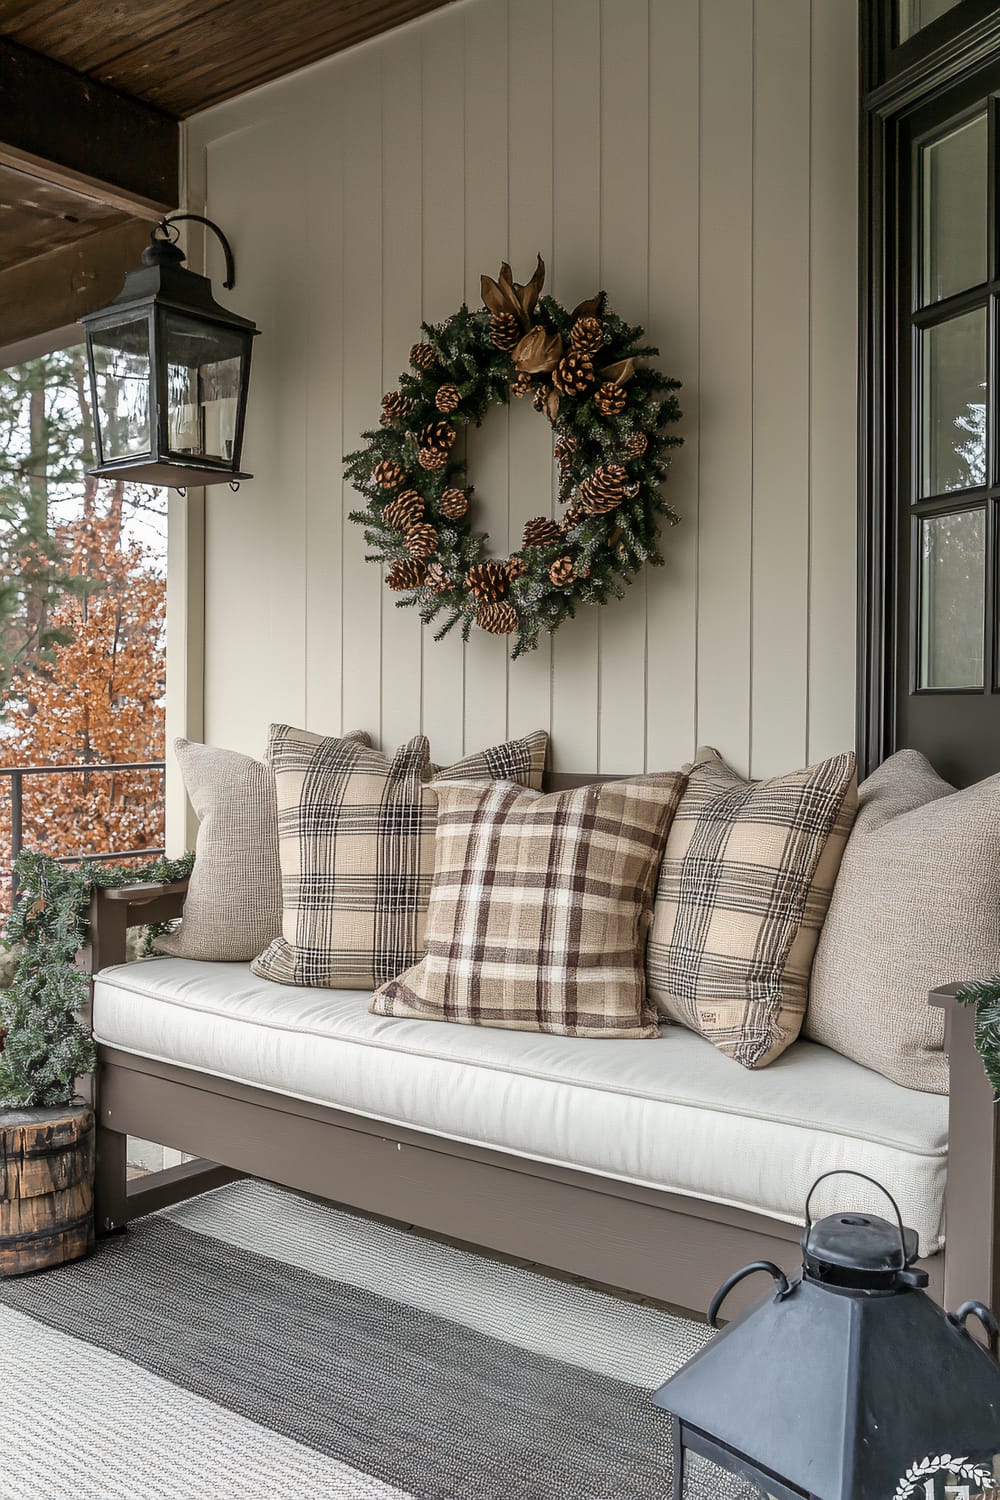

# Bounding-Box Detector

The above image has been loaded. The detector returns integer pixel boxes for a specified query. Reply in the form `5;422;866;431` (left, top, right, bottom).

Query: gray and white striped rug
0;1180;756;1500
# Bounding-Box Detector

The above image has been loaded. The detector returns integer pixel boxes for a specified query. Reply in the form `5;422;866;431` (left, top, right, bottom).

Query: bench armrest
83;879;189;973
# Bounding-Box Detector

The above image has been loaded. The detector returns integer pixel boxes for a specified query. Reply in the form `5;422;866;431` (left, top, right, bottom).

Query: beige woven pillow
252;727;548;991
371;774;686;1037
647;747;858;1068
806;750;1000;1094
155;733;369;964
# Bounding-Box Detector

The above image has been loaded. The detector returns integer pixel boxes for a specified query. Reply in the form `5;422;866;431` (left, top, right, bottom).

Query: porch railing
0;761;166;906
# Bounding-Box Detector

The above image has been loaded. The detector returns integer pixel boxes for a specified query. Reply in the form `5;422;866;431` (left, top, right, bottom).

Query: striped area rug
0;1180;756;1499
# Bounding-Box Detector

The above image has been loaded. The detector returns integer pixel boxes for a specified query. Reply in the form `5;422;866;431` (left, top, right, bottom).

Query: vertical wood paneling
419;8;466;763
696;0;754;775
340;49;384;741
506;0;554;744
598;0;649;772
750;0;811;778
808;0;858;764
183;0;860;784
462;0;511;754
304;71;346;735
645;0;700;774
380;32;425;750
550;0;602;772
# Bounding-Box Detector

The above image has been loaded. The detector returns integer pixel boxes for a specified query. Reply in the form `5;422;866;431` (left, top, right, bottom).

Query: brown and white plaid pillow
252;727;548;991
370;774;687;1037
155;732;371;963
646;748;857;1068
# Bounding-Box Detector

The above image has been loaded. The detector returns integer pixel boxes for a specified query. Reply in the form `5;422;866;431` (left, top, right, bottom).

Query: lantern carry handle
803;1170;910;1269
708;1262;791;1329
948;1301;1000;1362
152;214;236;290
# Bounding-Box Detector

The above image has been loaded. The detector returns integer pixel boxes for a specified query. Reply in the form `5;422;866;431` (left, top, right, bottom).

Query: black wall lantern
654;1173;1000;1499
81;214;259;490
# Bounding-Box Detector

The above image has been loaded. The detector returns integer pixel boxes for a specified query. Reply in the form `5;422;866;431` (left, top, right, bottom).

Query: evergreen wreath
345;256;683;657
0;848;193;1109
957;973;1000;1097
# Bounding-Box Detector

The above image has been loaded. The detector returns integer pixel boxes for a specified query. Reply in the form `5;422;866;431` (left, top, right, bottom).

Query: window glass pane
899;0;961;41
89;319;151;460
164;312;245;462
919;308;987;496
919;509;986;688
921;113;988;305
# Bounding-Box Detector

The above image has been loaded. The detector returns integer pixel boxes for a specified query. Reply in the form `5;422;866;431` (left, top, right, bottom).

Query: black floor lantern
81;214;259;490
653;1172;1000;1500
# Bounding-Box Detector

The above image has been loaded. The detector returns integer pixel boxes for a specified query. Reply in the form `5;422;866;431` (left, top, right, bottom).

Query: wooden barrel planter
0;1106;94;1276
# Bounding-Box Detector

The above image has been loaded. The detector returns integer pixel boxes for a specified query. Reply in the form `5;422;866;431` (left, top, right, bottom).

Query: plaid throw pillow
370;774;686;1037
155;733;371;963
252;727;548;990
646;748;857;1069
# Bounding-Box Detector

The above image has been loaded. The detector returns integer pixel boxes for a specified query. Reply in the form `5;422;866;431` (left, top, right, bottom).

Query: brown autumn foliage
0;478;166;901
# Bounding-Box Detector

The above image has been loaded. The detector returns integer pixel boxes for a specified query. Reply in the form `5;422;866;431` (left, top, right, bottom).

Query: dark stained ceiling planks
0;0;456;116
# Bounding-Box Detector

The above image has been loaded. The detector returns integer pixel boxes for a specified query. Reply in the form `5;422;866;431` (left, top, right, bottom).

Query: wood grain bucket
0;1106;95;1276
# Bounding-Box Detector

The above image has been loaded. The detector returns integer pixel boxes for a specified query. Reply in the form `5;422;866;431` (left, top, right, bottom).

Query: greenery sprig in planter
0;849;193;1109
956;976;1000;1098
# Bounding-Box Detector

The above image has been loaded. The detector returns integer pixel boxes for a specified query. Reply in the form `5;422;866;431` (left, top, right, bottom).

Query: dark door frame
858;0;1000;778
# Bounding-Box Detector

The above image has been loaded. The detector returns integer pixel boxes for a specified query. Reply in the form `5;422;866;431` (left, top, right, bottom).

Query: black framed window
860;0;1000;784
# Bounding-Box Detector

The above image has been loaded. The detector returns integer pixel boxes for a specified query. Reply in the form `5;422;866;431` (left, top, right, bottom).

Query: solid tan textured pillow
155;732;369;964
252;727;548;991
647;747;858;1068
371;774;686;1036
806;750;1000;1094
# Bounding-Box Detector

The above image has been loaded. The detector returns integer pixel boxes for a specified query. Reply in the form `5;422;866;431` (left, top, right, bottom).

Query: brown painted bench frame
83;846;999;1319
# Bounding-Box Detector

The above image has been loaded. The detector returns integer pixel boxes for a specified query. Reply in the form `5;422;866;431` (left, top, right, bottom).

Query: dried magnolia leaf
512;326;563;375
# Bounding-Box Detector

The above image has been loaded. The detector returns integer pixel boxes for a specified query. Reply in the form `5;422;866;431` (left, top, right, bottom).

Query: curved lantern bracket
707;1262;792;1329
152;213;237;290
949;1300;1000;1362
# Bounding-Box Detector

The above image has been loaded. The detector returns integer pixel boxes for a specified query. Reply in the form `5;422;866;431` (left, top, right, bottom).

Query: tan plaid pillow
647;748;857;1068
155;733;371;963
252;727;548;990
370;774;687;1037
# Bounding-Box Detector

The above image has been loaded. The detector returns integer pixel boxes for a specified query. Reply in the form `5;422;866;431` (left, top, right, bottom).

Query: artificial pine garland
345;257;683;658
955;975;1000;1097
0;848;193;1109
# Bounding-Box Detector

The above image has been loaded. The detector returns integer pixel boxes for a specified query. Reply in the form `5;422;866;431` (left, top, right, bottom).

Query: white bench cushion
93;957;949;1255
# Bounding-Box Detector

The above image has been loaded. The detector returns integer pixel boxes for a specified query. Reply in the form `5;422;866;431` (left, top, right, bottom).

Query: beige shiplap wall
179;0;858;783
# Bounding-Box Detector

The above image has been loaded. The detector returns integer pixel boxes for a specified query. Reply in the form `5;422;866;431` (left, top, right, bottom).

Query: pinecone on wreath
374;458;407;490
507;553;528;580
549;556;575;588
410;342;439;371
438;486;469;520
552;351;595;395
570;315;605;354
625;431;648;458
425;561;453;594
465;560;509;603
560;503;585;534
522;516;562;549
510;372;533;399
477;600;519;635
594;381;627;417
380;391;415;425
579;463;630;515
418;420;456;455
435;384;461;414
490;312;522;351
418;448;449;471
554;435;577;473
406;522;439;558
386;558;427;591
382;489;424;531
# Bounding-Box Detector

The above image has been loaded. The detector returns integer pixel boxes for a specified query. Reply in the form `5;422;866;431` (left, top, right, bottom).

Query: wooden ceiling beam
0;217;152;365
0;38;178;219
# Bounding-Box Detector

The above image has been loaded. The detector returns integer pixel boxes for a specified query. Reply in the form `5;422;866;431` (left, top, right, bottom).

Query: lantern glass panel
90;318;152;461
163;311;247;463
